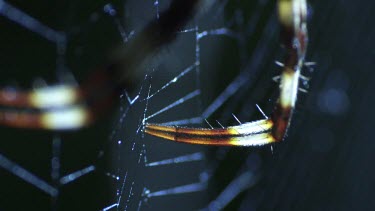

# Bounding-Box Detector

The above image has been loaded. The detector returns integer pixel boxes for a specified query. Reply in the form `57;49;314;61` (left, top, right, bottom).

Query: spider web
0;0;283;210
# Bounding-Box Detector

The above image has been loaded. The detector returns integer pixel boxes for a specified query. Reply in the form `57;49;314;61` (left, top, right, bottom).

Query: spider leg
145;119;275;146
0;70;117;130
0;90;118;130
0;85;82;109
145;0;309;146
0;105;92;130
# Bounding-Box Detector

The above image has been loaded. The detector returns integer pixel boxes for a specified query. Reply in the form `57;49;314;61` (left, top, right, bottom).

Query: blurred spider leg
0;106;92;130
0;83;117;130
0;85;82;109
0;0;203;130
145;0;308;146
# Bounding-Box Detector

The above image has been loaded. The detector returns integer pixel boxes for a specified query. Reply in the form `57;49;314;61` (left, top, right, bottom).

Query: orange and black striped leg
145;119;275;146
144;0;309;146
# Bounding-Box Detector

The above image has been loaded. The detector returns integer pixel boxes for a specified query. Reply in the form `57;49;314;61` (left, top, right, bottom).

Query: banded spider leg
145;0;309;146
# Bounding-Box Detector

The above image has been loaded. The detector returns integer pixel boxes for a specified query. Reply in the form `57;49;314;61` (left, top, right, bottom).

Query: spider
0;0;309;147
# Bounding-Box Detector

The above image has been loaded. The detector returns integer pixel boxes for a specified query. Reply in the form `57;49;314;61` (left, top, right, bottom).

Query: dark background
0;0;375;210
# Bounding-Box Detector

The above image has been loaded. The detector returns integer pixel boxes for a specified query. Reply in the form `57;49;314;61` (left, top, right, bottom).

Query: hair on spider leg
298;63;315;93
231;113;242;125
216;120;225;129
205;119;214;129
255;104;268;119
298;88;308;93
274;60;285;67
304;61;316;67
299;74;310;81
273;59;310;85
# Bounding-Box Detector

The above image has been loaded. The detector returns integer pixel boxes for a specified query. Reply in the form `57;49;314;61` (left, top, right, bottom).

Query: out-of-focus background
0;0;374;210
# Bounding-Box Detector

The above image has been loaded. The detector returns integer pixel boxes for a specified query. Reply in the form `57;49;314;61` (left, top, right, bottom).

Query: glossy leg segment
145;119;276;146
